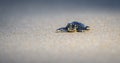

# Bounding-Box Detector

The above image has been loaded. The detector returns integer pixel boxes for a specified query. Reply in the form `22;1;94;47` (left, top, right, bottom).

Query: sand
0;1;120;63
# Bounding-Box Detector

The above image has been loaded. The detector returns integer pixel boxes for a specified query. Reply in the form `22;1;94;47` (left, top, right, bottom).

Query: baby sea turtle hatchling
56;21;90;33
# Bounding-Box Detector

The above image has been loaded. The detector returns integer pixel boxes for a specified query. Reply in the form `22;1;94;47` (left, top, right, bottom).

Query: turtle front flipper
56;27;67;33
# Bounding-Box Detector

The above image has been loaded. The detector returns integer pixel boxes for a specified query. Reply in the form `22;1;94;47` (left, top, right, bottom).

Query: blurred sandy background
0;0;120;63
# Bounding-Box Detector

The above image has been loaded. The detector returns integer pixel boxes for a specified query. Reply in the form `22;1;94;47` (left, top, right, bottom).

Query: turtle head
85;26;90;30
67;23;77;32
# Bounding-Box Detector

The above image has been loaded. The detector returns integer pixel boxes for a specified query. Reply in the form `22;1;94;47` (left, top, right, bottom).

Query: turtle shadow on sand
56;21;90;33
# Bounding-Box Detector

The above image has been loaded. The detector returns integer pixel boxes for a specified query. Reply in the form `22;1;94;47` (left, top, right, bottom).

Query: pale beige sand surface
0;1;120;63
0;12;120;63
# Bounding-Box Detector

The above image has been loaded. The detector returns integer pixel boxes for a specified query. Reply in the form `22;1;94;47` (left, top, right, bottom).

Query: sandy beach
0;0;120;63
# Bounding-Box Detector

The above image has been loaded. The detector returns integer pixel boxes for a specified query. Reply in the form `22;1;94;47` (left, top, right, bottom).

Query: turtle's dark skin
56;21;90;33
